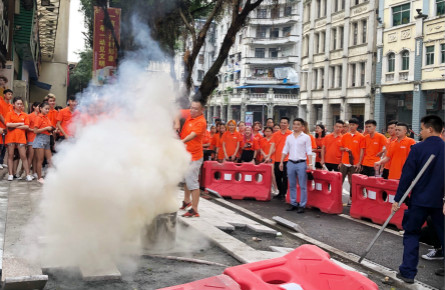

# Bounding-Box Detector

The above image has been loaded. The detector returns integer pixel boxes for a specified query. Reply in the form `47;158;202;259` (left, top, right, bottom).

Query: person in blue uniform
392;115;444;284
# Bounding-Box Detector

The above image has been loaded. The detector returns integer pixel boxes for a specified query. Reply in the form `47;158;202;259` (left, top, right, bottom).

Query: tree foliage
68;50;93;96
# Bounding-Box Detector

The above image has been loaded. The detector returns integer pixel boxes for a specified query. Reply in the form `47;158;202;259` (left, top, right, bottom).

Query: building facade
374;0;445;136
300;0;378;130
206;0;303;125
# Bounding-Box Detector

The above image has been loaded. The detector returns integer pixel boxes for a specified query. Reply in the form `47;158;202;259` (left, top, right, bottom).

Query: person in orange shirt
179;100;207;218
202;129;212;161
240;126;259;163
321;120;344;171
374;123;416;180
265;118;274;128
46;94;58;150
237;121;246;135
340;118;364;201
56;96;77;140
212;122;226;162
303;121;317;168
314;124;326;169
260;126;279;195
273;123;280;133
360;120;387;176
5;97;33;181
33;102;55;184
380;120;398;179
341;121;349;135
0;89;12;168
253;121;263;163
265;117;292;200
222;120;242;162
26;102;40;178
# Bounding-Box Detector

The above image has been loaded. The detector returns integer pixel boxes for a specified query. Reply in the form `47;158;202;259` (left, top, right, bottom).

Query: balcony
248;14;299;25
245;56;299;65
399;71;409;81
245;35;299;45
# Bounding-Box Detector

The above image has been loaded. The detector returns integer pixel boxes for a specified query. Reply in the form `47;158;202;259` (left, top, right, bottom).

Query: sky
68;0;86;62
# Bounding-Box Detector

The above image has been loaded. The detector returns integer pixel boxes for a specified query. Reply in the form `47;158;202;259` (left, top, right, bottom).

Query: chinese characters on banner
92;6;121;85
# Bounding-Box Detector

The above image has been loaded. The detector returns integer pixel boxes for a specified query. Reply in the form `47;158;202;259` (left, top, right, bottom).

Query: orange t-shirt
47;108;58;126
323;133;343;164
361;132;387;167
27;112;39;143
212;133;225;160
5;111;29;144
221;131;242;158
307;134;317;164
340;132;364;165
386;137;416;179
260;137;274;161
315;136;324;162
34;114;53;136
56;107;75;137
202;130;211;149
0;98;12;129
271;129;292;162
180;112;207;161
384;137;397;170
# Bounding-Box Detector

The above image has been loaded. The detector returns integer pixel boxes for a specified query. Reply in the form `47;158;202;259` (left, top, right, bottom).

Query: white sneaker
2;164;7;168
421;248;444;260
26;175;33;182
37;178;44;184
7;175;13;181
15;174;22;180
33;173;38;179
0;164;3;169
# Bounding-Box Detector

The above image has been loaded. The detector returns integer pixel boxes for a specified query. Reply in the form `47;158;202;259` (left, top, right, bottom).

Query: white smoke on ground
26;17;191;271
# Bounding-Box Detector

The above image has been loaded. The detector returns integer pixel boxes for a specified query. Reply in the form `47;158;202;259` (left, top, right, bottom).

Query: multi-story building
374;0;445;136
300;0;378;130
206;0;303;124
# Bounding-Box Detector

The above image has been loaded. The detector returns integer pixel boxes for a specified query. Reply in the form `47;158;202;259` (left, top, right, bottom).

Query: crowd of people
0;90;76;184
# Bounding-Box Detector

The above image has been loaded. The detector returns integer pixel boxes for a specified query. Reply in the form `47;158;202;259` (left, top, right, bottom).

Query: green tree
68;50;93;96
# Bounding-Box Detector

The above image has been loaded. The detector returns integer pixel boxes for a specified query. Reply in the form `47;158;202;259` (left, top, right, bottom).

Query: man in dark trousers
392;115;444;284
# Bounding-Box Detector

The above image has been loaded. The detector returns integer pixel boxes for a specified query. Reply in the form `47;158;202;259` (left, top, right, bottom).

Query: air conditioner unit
397;100;405;107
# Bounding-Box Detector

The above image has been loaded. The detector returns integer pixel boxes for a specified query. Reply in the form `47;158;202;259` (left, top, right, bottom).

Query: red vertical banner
93;6;121;85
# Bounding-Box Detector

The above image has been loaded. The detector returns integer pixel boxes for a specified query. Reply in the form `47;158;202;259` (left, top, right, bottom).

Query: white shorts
184;158;203;191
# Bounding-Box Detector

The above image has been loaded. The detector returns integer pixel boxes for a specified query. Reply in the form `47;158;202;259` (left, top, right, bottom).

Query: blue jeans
287;162;307;207
400;205;444;279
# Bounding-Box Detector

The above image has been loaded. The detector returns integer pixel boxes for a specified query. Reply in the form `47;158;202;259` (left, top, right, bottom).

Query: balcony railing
385;73;394;82
399;71;409;81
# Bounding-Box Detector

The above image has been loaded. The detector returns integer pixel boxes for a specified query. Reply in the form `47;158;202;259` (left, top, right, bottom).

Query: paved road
227;197;444;289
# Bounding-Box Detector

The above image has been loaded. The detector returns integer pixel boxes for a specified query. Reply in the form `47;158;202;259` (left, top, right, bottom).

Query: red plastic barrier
350;174;406;229
203;161;272;201
286;170;343;214
157;274;241;290
224;244;378;290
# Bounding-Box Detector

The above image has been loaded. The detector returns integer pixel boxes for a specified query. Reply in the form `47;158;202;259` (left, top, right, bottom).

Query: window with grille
255;48;265;58
332;28;337;50
198;54;204;64
441;44;445;63
269;48;278;58
197;70;204;81
351;63;356;86
388;53;395;72
257;9;267;18
392;4;410;27
426;46;434;65
284;6;292;16
271;7;279;18
256;26;268;38
360;62;365;86
362;20;367;44
353;23;358;45
271;28;279;38
401;50;409;70
339;26;344;48
283;26;291;37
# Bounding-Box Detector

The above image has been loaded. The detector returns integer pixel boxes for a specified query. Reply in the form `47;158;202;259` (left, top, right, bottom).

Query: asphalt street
227;196;444;289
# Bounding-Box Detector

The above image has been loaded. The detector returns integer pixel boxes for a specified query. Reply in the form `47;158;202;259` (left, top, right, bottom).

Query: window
362;20;367;44
351;64;356;86
198;54;204;64
441;44;445;63
437;0;445;16
197;70;204;81
360;62;365;86
388;53;395;72
338;65;343;87
339;26;344;49
332;28;337;50
320;68;325;89
283;26;291;37
354;0;360;5
401;50;409;70
271;28;279;38
256;26;267;38
314;33;320;53
284;6;292;16
330;66;335;88
239;34;242;44
317;0;321;18
255;48;265;58
392;4;410;27
334;0;339;12
353;23;358;45
257;9;267;18
269;48;278;58
237;52;242;62
426;46;435;65
271;7;279;18
320;31;325;53
313;69;318;89
342;0;345;10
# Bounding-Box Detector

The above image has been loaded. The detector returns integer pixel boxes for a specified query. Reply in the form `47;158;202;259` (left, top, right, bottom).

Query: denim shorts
32;134;51;150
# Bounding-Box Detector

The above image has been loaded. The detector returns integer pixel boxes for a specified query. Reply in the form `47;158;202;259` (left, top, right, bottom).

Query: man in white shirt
279;118;313;213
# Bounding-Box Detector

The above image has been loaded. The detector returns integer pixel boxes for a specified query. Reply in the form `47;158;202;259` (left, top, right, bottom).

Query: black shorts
240;150;254;162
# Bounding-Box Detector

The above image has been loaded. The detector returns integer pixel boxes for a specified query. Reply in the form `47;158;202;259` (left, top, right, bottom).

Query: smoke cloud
25;16;190;272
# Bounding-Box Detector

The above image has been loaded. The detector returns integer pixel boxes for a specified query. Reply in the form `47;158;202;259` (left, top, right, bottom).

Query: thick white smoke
28;17;190;271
